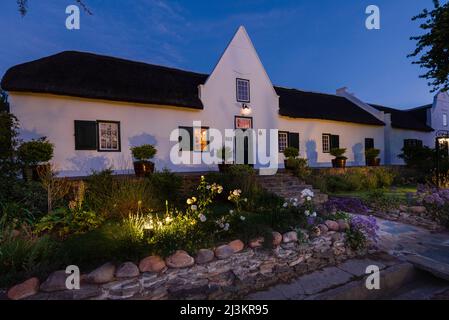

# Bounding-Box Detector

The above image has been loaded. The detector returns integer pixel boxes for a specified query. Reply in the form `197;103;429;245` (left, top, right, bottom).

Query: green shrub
130;144;157;161
283;147;299;159
206;164;258;197
147;169;183;208
364;189;404;212
147;213;213;257
330;148;347;159
85;171;155;219
345;229;367;250
365;148;380;159
35;207;104;239
0;233;58;287
17;137;54;166
286;158;311;180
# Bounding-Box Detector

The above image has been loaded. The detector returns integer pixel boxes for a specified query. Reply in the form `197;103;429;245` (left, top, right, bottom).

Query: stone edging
7;228;367;300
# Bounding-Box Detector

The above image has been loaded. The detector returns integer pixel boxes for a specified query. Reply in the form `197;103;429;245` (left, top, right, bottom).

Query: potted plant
130;144;157;177
330;148;347;168
17;137;54;181
283;147;299;170
365;148;381;166
217;146;233;172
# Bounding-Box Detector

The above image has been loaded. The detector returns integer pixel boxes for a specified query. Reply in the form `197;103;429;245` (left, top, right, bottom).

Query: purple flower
307;216;316;226
350;215;379;243
325;197;369;214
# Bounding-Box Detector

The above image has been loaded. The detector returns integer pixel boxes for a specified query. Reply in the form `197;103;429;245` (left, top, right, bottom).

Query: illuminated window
194;127;209;152
236;78;250;102
278;132;289;152
444;113;448;127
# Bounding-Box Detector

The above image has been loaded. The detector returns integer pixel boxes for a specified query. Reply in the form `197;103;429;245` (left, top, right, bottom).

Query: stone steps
255;171;327;205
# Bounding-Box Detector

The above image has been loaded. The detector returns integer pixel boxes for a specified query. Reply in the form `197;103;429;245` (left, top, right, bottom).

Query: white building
1;26;448;177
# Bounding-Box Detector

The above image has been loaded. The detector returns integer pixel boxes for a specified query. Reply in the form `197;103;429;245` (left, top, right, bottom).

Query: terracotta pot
22;164;50;181
331;158;346;169
133;161;155;177
366;158;381;167
284;159;295;170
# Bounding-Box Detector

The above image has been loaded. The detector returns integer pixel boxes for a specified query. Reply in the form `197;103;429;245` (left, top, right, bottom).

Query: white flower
243;198;248;202
312;212;317;217
206;185;211;190
306;196;312;201
223;223;230;231
294;198;298;202
187;198;193;205
191;205;197;211
217;186;223;194
229;209;234;214
198;214;207;222
240;216;246;221
233;190;240;196
304;210;310;216
218;222;224;228
191;197;197;202
283;202;288;208
301;188;314;198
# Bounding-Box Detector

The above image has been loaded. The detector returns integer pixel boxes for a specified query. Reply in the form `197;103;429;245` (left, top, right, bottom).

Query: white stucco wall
431;91;449;133
278;116;385;167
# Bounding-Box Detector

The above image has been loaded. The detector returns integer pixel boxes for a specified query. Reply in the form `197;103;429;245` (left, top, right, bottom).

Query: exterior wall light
241;103;252;116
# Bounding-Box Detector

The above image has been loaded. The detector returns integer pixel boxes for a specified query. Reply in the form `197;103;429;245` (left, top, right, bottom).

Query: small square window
278;132;289;153
98;121;120;152
322;134;331;153
236;78;250;103
443;113;448;127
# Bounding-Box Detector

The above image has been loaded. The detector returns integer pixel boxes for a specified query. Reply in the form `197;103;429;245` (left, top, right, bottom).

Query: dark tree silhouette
16;0;92;16
409;0;449;92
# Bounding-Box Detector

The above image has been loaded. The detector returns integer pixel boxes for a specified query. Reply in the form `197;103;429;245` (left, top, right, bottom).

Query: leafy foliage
130;144;157;161
17;137;54;166
330;148;347;159
365;148;380;159
283;147;299;159
409;0;449;92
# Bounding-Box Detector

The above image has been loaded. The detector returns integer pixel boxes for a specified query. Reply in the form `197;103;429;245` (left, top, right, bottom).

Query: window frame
97;120;121;152
278;131;289;153
443;113;448;127
236;78;250;103
365;138;375;150
404;139;423;148
322;133;331;153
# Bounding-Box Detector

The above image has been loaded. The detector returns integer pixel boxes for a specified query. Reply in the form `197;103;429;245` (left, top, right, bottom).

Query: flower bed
6;228;371;300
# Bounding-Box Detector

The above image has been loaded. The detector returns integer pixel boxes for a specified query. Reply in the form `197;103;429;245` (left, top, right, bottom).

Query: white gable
199;26;279;133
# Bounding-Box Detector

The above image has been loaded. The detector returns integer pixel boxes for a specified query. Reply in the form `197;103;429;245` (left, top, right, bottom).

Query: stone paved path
375;217;449;264
246;217;449;300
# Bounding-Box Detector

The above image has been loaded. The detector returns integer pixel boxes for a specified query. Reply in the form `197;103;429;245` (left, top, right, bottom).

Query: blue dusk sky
1;0;446;108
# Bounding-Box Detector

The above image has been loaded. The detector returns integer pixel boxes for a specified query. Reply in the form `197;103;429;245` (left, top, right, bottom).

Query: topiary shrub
130;144;157;161
17;137;54;166
283;147;299;159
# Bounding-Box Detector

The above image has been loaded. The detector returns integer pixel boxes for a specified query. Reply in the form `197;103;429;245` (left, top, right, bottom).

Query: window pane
322;134;330;153
236;79;250;102
278;132;288;152
444;113;448;127
98;122;119;151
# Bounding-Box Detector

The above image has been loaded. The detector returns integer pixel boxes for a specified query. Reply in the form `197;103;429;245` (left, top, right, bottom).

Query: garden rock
409;206;427;214
166;250;194;268
195;249;215;264
283;231;298;243
272;232;283;246
337;219;350;231
87;262;116;284
249;237;264;248
139;256;166;273
317;224;329;234
7;277;39;300
116;262;140;278
215;245;235;259
325;220;339;232
40;270;68;292
228;240;245;253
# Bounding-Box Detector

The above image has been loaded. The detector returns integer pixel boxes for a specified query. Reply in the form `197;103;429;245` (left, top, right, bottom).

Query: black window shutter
288;132;300;150
365;138;374;149
179;126;193;151
74;120;97;150
330;135;340;149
